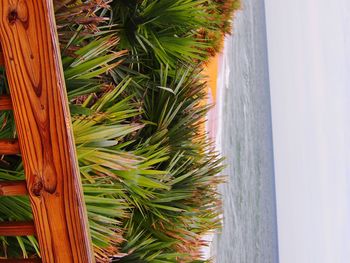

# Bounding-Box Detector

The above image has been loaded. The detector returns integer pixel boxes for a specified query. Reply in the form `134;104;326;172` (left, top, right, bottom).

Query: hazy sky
265;0;350;262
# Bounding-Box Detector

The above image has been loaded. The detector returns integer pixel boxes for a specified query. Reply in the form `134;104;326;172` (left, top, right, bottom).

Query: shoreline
203;54;220;141
201;52;223;261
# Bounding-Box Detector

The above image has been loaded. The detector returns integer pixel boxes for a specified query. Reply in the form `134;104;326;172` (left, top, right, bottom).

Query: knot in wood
31;180;43;197
8;10;18;24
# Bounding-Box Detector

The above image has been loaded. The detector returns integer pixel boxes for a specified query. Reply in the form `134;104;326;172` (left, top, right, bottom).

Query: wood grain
0;0;95;262
0;221;35;236
0;96;13;110
0;181;27;196
0;139;20;155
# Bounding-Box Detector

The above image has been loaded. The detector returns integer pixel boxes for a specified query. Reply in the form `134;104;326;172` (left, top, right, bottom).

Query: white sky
265;0;350;262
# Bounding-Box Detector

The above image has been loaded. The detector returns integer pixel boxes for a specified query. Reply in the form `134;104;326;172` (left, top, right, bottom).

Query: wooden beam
0;139;20;155
0;221;35;236
0;259;41;263
0;96;12;110
0;181;27;196
0;0;95;262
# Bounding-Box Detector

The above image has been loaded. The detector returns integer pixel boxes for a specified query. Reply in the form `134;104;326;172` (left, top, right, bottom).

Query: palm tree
0;0;240;261
111;0;212;68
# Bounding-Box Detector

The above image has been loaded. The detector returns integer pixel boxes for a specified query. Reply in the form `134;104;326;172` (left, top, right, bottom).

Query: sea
211;0;279;262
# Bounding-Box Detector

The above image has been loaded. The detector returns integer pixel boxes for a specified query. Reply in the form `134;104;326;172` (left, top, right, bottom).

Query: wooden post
0;0;95;262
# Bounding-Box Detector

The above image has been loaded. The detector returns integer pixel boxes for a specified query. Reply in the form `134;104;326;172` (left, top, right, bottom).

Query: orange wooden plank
0;221;35;236
0;0;94;262
0;139;20;155
0;181;27;196
0;96;12;110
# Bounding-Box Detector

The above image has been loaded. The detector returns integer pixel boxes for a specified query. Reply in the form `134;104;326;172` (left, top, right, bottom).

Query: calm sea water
213;0;279;262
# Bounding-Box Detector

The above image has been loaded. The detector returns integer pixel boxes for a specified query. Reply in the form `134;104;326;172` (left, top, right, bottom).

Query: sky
264;0;350;262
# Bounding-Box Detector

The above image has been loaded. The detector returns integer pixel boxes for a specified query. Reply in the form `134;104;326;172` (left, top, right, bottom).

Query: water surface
213;0;279;262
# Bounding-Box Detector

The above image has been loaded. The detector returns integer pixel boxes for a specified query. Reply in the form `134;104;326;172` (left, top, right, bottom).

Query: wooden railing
0;0;95;262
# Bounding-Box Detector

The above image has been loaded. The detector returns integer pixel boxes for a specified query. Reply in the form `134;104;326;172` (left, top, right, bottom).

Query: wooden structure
0;0;95;262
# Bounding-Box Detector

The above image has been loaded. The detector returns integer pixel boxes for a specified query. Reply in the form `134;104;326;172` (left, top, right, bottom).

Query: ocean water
212;0;279;262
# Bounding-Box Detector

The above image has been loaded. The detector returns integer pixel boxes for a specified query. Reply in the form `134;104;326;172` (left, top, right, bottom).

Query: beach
203;54;220;140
